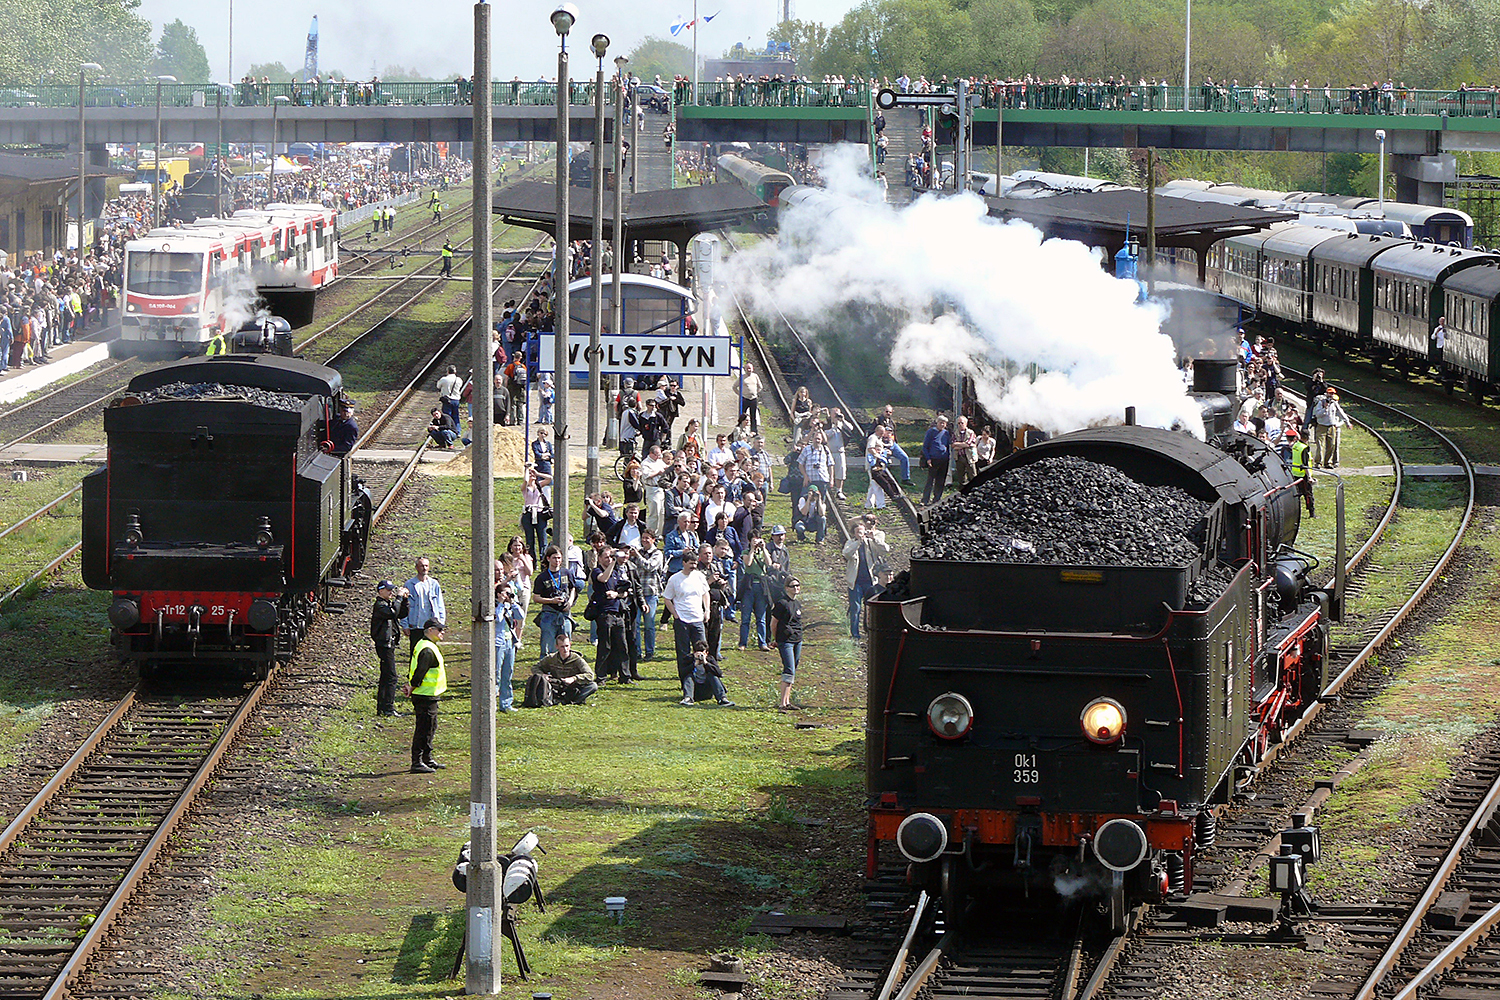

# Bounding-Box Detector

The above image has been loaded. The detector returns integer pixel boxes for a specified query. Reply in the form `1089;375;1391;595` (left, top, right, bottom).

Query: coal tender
865;417;1339;931
81;355;372;677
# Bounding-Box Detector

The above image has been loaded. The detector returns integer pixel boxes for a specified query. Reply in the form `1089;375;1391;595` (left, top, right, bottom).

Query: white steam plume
220;268;269;333
729;145;1204;436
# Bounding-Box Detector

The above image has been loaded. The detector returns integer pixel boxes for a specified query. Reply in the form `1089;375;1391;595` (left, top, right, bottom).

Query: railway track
0;203;483;454
1089;377;1479;998
0;357;445;997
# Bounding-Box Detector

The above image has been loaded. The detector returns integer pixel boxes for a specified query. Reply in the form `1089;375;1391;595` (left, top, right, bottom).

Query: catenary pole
611;57;627;447
553;7;574;549
466;2;502;994
587;37;609;498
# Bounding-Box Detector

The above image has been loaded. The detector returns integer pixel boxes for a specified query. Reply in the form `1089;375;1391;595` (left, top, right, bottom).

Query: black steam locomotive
865;378;1341;930
81;355;372;676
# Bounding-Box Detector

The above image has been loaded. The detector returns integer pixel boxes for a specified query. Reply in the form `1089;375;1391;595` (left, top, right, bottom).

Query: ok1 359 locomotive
81;355;371;676
865;371;1342;930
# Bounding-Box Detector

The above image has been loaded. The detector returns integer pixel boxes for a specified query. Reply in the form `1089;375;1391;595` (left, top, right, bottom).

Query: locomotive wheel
940;857;966;932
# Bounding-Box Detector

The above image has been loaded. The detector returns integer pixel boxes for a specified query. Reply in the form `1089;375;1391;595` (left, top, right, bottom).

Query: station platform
0;339;112;405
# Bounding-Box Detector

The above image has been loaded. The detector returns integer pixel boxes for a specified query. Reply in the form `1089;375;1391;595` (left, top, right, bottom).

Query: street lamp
586;31;609;497
1375;129;1386;218
552;1;577;534
269;94;290;206
1183;0;1192;110
611;54;627;446
77;62;103;255
153;75;177;230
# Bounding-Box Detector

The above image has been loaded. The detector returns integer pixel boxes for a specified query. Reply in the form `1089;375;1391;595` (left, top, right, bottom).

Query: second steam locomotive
81;355;371;676
865;376;1341;930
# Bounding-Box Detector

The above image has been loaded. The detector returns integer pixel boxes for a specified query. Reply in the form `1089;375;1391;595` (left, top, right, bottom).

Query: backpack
522;672;559;708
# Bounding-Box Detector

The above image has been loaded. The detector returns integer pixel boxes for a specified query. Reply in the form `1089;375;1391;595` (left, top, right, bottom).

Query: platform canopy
492;180;769;284
985;189;1291;281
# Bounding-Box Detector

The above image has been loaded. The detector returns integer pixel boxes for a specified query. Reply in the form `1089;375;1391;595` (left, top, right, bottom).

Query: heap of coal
130;382;306;411
916;456;1210;566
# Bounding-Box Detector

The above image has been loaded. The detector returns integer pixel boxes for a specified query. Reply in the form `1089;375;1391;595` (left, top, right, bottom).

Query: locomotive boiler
864;419;1339;930
81;355;371;676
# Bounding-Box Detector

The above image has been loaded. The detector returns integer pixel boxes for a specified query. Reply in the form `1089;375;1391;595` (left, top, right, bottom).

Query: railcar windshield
126;251;203;296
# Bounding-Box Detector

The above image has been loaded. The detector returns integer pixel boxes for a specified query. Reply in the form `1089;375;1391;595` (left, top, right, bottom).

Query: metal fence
974;83;1500;117
336;189;422;230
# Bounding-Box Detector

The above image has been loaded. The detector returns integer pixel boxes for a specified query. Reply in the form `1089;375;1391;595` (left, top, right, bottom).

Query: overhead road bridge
0;103;611;147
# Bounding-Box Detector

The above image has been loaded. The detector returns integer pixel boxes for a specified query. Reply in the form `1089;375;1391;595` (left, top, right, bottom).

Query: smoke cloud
220;268;269;332
728;145;1204;436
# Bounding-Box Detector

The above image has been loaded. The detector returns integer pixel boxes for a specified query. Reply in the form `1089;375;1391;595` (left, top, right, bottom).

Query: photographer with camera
588;543;634;684
370;580;410;717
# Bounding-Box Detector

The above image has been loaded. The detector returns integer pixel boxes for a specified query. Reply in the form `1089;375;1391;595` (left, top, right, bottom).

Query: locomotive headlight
926;692;974;740
122;512;143;549
254;516;274;549
1081;698;1126;744
247;599;280;633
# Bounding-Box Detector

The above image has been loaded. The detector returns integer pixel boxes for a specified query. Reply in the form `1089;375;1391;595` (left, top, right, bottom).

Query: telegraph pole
586;35;610;498
466;2;502;994
552;5;576;542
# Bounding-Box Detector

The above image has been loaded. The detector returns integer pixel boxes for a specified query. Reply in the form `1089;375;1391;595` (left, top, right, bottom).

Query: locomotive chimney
1124;406;1136;426
1193;359;1239;395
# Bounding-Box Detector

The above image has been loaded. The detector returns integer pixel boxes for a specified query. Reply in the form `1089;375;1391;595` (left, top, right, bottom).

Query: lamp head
273;95;290;103
614;55;628;71
551;2;578;36
591;33;610;58
1375;129;1386;141
156;75;177;83
80;62;103;74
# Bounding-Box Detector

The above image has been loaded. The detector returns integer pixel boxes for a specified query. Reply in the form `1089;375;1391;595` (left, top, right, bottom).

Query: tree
624;36;694;82
154;19;210;81
769;19;831;69
244;61;294;82
0;0;152;87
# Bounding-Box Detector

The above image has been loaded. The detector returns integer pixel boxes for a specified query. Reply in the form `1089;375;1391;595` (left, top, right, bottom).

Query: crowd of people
0;193;139;372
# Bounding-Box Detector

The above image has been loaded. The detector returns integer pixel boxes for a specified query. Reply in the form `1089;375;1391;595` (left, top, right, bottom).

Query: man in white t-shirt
662;559;710;702
435;365;464;438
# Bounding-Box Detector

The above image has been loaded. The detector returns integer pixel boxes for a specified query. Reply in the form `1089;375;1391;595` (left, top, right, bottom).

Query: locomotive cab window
126;251;204;296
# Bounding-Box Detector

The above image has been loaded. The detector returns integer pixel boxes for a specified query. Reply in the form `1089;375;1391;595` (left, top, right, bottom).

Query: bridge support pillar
1393;153;1456;207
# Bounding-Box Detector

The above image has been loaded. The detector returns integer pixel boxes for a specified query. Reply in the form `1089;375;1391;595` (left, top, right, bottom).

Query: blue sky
136;0;859;82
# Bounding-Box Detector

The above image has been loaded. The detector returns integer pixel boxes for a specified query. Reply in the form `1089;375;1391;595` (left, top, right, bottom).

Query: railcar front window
126;252;203;296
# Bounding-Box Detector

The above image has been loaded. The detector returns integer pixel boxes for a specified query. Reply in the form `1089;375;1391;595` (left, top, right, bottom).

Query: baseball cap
771;524;786;535
423;618;444;631
377;580;395;591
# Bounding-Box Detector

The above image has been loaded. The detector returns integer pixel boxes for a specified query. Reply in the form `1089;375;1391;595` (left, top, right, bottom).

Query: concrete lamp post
551;1;578;534
153;75;177;229
77;62;103;253
1375;129;1386;218
586;31;609;497
268;95;290;206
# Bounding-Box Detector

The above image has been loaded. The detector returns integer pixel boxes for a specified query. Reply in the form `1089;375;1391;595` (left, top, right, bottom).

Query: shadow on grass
392;910;463;985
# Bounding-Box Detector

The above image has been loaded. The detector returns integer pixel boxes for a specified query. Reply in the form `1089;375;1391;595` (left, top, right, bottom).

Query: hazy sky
135;0;860;82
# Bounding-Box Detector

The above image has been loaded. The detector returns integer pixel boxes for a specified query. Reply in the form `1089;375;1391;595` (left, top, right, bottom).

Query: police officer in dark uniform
370;581;409;716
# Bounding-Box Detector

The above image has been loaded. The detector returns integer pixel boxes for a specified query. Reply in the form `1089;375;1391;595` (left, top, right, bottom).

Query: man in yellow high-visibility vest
403;618;447;773
439;240;454;278
205;330;228;356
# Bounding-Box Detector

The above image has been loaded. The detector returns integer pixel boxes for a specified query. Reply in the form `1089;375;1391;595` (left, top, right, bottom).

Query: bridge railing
9;80;628;109
11;79;1499;119
971;83;1500;117
673;80;871;108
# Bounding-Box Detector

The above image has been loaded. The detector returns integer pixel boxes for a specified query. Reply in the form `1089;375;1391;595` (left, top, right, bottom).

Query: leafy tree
768;19;831;69
379;64;427;82
244;61;293;82
154;19;210;81
624;36;694;82
0;0;152;87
